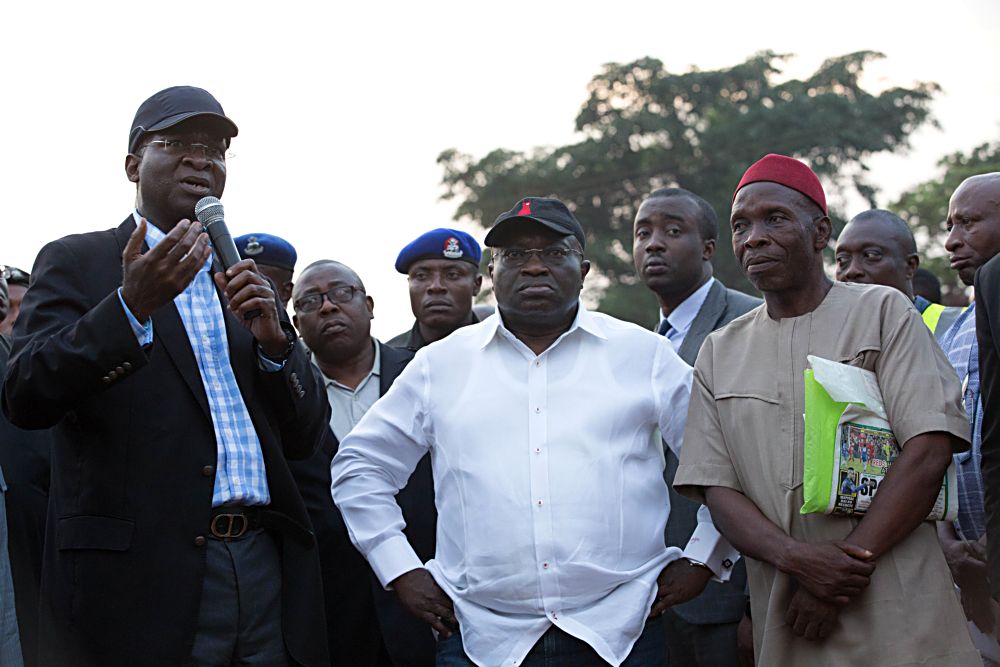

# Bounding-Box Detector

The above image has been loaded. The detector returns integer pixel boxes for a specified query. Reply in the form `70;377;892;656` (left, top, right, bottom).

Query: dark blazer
2;217;331;667
289;342;437;666
976;255;1000;601
665;279;761;625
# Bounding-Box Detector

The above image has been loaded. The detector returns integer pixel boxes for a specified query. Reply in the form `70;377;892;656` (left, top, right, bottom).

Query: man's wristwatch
685;557;713;573
262;321;297;362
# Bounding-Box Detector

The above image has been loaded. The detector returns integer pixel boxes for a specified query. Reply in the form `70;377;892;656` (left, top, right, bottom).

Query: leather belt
209;505;263;540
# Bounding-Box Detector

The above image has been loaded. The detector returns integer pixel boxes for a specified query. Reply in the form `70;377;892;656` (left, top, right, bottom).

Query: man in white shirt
331;197;738;667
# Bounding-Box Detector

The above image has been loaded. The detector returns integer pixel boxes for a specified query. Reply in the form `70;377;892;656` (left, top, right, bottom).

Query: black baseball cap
128;86;238;154
485;197;586;248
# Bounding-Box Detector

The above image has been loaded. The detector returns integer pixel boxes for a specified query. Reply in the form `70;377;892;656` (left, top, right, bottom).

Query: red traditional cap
733;154;828;216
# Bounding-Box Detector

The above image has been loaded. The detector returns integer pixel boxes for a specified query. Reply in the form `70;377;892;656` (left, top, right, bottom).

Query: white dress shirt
658;277;715;352
331;305;738;667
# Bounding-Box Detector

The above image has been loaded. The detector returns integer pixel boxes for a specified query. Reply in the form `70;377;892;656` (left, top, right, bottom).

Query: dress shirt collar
318;337;381;390
476;301;609;351
658;276;715;337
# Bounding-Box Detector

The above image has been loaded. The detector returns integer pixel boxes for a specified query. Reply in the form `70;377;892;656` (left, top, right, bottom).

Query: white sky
2;0;998;337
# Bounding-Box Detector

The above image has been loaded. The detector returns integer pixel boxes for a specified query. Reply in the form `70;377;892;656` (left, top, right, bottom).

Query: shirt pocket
836;346;881;372
714;390;790;493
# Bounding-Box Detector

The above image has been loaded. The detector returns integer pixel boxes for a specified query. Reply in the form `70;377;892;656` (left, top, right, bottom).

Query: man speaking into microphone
2;86;331;666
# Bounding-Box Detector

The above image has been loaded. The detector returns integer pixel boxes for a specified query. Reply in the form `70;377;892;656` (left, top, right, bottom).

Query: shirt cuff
367;534;426;589
257;351;286;372
117;287;153;347
682;506;740;582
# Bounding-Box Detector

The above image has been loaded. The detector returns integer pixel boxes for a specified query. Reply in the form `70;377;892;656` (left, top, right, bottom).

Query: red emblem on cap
518;199;532;216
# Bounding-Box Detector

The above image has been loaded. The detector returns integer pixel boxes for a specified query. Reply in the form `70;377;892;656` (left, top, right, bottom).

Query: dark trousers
661;608;740;667
190;529;290;666
436;618;665;667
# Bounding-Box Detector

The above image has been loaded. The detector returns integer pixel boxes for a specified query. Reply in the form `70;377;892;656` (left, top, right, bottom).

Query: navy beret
235;233;297;272
395;228;482;274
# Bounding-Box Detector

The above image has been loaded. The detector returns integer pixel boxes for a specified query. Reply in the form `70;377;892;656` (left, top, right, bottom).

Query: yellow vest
921;302;947;332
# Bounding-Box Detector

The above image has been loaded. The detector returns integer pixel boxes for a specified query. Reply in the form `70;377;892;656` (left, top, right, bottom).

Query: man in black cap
387;228;486;351
332;197;737;667
3;86;330;666
236;233;298;309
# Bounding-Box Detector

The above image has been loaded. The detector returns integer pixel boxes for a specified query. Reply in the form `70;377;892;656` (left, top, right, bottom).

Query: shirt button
543;562;549;569
536;500;543;506
535;360;541;367
122;362;133;371
534;407;541;414
201;465;215;477
194;536;206;547
535;448;541;454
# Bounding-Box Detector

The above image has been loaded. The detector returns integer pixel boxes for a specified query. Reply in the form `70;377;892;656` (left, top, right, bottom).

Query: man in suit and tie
633;187;761;665
289;260;436;666
2;86;330;666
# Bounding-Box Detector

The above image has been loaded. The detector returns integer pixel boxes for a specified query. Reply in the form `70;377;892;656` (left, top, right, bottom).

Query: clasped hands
782;540;875;641
120;218;287;356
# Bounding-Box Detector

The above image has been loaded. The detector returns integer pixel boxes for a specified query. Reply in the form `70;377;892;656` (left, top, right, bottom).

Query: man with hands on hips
332;196;738;667
3;86;329;666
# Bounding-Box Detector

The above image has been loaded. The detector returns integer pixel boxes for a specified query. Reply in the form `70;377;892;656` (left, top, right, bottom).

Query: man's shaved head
946;172;1000;285
835;209;919;298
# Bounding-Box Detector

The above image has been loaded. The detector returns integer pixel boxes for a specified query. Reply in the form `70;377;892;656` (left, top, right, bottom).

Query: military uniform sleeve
875;294;970;450
673;335;744;504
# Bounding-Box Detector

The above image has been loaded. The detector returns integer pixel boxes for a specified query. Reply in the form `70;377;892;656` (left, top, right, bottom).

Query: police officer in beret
236;233;298;309
387;229;485;351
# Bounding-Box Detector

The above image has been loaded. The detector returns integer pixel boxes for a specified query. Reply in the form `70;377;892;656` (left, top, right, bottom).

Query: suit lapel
114;216;213;420
677;280;727;366
378;343;415;396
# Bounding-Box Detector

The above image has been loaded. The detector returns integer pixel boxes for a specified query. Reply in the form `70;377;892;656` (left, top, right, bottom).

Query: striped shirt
940;303;984;540
125;213;270;507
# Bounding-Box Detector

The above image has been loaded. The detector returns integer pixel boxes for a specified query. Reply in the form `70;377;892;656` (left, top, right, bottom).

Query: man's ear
472;274;483;297
905;254;919;280
292;313;299;331
702;238;716;262
580;260;591;281
814;216;832;250
366;295;375;319
125;154;141;184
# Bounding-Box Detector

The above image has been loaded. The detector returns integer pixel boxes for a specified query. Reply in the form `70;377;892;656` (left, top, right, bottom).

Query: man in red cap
674;154;978;664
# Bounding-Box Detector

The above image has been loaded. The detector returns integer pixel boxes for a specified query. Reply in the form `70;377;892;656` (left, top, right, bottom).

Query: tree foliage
894;141;1000;300
439;51;939;326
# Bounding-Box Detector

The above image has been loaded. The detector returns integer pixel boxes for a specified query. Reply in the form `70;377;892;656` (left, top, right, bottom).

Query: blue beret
235;233;297;272
395;228;482;274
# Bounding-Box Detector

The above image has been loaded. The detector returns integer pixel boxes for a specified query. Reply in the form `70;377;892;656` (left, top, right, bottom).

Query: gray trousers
190;529;290;666
0;473;24;667
662;608;740;667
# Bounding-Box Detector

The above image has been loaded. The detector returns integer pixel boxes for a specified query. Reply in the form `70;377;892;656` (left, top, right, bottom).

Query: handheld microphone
194;196;261;319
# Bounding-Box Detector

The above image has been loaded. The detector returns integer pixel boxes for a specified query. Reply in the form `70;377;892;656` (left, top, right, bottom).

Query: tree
439;51;938;327
894;141;1000;301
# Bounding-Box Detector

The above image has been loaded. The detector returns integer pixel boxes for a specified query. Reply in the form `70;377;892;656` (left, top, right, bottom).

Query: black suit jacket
289;342;437;666
2;217;331;666
664;279;761;625
976;254;1000;600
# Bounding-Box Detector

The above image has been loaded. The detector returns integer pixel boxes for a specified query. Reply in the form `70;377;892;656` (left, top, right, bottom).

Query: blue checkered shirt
123;215;270;507
939;303;983;540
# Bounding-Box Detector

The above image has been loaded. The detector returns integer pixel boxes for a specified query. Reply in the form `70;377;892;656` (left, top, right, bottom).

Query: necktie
657;319;673;337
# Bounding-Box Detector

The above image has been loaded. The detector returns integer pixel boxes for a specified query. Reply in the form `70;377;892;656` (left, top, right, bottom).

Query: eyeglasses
0;265;29;285
294;286;364;313
494;246;583;267
142;139;230;163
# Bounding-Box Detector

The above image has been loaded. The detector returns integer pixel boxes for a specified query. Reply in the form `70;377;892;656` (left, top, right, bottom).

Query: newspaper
802;355;958;521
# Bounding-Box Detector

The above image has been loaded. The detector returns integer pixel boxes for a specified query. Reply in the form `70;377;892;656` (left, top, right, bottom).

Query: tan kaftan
675;282;979;666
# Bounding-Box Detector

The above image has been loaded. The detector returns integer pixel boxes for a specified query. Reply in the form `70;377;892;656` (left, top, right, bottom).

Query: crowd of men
0;84;998;667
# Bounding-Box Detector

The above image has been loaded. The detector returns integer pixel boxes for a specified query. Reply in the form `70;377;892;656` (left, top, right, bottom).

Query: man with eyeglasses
387;229;485;352
287;260;437;665
332;196;738;667
2;86;330;666
0;267;29;336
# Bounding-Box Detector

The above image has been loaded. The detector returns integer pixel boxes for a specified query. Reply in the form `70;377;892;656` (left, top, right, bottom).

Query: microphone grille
194;196;225;225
